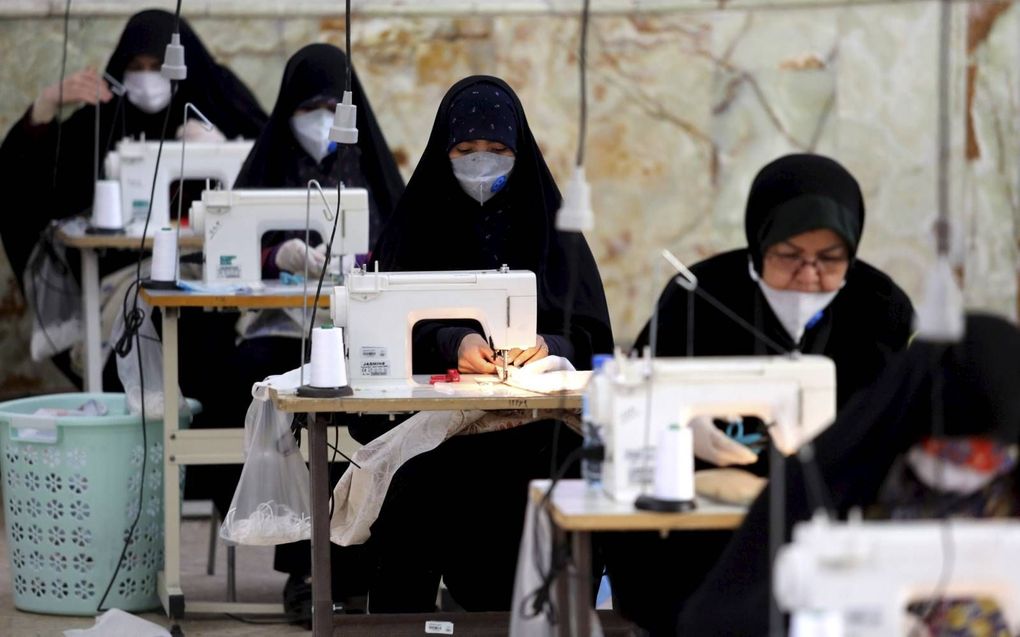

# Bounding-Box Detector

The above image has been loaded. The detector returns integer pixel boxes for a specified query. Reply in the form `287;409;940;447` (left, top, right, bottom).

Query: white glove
176;118;226;142
275;238;326;276
689;415;758;466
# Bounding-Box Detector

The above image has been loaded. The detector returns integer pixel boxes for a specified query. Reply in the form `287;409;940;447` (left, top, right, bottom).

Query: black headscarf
233;43;404;242
103;9;267;140
746;154;864;274
635;154;912;407
0;9;267;288
371;75;614;367
678;314;1020;636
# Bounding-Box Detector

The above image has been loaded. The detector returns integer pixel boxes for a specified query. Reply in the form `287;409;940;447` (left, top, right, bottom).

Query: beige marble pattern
0;6;1018;396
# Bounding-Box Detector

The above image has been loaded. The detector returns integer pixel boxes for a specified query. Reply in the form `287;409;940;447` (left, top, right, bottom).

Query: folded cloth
694;468;767;506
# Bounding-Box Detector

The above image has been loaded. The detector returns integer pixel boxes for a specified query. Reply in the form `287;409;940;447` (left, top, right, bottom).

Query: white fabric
176;118;226;141
509;493;604;637
451;152;515;205
330;408;579;546
123;71;171;114
502;356;590;393
690;415;759;466
63;609;170;637
290;108;335;163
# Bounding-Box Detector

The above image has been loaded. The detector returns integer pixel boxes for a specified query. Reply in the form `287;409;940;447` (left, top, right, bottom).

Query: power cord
51;0;72;190
100;0;185;607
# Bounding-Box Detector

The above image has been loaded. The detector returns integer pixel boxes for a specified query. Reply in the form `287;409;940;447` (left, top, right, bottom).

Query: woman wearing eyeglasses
601;153;914;635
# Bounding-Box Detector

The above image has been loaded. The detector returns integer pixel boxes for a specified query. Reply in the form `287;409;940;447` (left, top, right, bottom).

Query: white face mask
748;261;841;344
451;152;515;205
290;109;336;163
123;71;172;114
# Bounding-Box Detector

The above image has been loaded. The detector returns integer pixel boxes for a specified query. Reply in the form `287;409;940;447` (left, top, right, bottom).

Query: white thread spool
91;180;124;230
652;423;695;503
309;326;347;389
150;227;178;283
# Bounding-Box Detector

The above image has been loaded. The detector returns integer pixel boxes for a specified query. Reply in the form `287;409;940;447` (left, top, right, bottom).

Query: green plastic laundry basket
0;392;197;615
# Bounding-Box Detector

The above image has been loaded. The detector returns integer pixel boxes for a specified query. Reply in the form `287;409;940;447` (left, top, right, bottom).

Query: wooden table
528;479;746;637
56;220;201;391
140;285;329;627
272;382;583;637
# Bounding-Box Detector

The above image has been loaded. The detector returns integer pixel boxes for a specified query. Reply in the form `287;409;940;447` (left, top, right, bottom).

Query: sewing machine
587;355;837;504
103;138;253;228
775;515;1020;636
330;267;537;388
189;188;369;285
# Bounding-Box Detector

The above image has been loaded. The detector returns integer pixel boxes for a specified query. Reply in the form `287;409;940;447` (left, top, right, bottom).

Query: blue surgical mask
450;152;515;205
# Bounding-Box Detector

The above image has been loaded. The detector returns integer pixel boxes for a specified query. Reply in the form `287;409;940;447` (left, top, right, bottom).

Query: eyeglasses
765;250;849;276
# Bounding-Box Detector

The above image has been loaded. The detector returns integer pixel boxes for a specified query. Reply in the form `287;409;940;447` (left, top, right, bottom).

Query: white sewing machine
587;355;837;504
330;267;537;388
104;138;253;228
775;515;1020;636
189;188;369;285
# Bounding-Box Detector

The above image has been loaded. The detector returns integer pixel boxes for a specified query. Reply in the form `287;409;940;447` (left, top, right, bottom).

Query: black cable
328;416;340;519
102;93;126;159
345;0;352;93
51;0;72;190
575;0;590;167
99;80;179;614
173;0;183;32
227;613;305;625
97;317;149;611
521;446;586;622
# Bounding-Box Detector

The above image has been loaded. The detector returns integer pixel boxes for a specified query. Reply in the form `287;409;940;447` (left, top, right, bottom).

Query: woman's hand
503;335;549;367
32;67;113;125
457;333;497;374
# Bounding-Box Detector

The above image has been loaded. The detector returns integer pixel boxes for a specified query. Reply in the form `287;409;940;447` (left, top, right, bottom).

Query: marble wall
0;1;1017;397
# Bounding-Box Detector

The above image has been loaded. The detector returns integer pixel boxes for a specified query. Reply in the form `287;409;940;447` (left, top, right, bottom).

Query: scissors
724;418;767;453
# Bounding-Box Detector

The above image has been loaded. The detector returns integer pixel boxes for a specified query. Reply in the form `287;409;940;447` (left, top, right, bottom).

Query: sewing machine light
555;165;594;233
161;32;187;80
914;255;964;343
329;90;358;145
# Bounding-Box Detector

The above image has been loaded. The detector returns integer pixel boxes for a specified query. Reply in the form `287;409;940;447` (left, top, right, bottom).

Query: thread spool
298;325;352;397
87;180;125;234
635;423;697;512
143;227;179;289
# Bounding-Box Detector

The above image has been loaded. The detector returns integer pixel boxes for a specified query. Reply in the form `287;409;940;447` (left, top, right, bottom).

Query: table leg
81;248;102;391
572;531;593;637
162;307;184;620
554;525;571;637
309;412;333;637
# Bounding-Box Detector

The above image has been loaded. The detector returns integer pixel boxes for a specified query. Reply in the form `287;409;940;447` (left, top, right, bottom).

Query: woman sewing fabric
363;75;614;612
0;9;267;387
601;153;915;635
679;313;1020;635
220;42;404;619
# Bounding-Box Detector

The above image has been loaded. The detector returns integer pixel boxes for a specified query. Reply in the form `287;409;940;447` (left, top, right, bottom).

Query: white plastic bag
23;227;82;362
219;396;312;545
111;297;188;418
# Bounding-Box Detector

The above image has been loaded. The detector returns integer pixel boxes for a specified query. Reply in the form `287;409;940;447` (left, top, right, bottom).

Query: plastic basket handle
6;414;60;445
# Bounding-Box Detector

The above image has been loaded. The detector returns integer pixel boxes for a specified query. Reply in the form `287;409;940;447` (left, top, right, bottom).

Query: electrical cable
51;0;72;190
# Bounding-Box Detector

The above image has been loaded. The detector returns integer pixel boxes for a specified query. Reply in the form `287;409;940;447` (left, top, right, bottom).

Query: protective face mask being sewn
290;109;337;164
123;71;172;114
451;152;515;205
749;260;842;344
